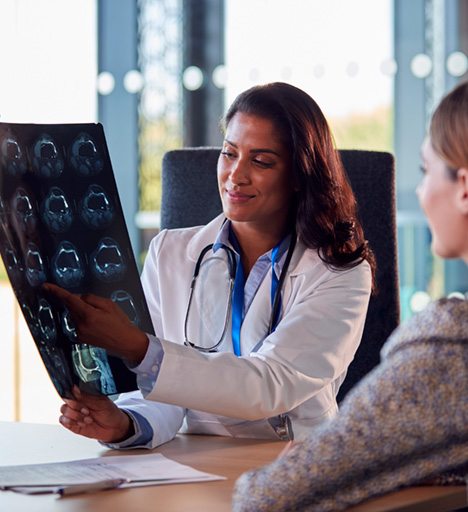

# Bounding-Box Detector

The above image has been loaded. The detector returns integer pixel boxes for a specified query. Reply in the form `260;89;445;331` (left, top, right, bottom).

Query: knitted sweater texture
232;298;468;511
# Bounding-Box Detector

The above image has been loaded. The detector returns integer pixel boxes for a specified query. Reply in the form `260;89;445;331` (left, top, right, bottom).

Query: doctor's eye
221;150;237;160
253;158;274;168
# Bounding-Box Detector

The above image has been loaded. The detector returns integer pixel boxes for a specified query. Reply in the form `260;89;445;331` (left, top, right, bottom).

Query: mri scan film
0;123;154;398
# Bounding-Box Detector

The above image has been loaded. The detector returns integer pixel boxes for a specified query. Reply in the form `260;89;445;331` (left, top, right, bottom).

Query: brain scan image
0;122;147;397
41;186;74;233
0;136;27;177
25;242;47;288
37;297;57;346
11;187;38;236
62;308;118;394
38;344;73;396
111;290;140;326
61;307;78;343
0;195;9;233
20;299;41;341
79;184;115;229
3;240;23;289
31;134;64;179
68;132;104;176
71;345;117;395
52;240;85;288
90;237;126;283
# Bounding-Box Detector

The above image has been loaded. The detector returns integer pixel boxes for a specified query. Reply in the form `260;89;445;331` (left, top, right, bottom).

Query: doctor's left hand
42;283;149;363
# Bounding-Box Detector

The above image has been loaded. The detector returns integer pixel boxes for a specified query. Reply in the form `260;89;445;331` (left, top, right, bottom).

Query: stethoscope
183;231;297;441
183;243;237;353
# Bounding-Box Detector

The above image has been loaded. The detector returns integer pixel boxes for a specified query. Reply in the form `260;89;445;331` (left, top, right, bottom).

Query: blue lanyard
231;236;283;357
269;242;282;333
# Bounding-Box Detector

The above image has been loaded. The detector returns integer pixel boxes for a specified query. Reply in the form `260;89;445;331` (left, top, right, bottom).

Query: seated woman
45;82;374;449
232;81;468;511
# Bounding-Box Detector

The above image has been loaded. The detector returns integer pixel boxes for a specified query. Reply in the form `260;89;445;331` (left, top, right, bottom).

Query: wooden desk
0;422;466;512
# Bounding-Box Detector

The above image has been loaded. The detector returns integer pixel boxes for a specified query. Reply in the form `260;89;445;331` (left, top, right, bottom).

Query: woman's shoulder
382;297;468;359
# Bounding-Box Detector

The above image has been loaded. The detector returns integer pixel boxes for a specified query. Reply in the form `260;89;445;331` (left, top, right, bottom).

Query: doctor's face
218;112;294;236
417;138;466;261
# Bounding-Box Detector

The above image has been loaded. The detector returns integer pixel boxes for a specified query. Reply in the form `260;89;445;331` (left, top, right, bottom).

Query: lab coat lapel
186;214;226;262
240;276;271;354
185;223;307;356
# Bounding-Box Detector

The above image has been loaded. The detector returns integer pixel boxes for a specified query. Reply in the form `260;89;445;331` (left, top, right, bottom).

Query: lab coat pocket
223;417;279;439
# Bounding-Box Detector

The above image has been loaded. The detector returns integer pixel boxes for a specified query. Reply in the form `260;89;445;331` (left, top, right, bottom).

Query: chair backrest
161;148;400;400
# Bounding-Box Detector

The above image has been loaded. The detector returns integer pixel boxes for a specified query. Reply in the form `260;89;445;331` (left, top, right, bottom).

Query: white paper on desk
0;453;225;488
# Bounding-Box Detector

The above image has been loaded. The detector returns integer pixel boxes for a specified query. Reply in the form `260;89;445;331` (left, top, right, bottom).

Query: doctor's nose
228;159;251;185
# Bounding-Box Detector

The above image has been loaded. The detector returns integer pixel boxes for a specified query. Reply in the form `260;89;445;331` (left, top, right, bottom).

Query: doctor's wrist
120;331;150;364
109;409;136;443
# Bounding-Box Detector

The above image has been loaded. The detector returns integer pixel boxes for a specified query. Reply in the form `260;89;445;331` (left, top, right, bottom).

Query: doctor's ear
456;168;468;215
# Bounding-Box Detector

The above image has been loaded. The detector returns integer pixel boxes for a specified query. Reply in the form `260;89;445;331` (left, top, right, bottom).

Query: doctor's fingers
61;387;102;421
43;283;87;314
80;293;133;322
60;402;93;427
59;413;94;431
70;385;116;410
61;397;84;413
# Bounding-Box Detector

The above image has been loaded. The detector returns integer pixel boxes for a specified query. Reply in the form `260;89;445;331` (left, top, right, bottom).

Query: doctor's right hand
59;385;134;443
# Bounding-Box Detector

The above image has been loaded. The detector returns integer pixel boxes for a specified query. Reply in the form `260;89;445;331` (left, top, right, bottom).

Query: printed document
0;453;225;491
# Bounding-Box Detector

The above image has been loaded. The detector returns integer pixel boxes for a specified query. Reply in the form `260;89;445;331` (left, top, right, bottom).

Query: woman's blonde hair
430;81;468;179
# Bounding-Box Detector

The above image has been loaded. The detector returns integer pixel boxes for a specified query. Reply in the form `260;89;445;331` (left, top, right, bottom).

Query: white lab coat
115;214;372;448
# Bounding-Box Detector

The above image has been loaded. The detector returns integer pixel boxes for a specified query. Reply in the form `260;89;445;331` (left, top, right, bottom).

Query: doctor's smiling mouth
226;189;255;203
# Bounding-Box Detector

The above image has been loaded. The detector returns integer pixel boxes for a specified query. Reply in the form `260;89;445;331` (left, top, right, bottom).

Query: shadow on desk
100;434;282;459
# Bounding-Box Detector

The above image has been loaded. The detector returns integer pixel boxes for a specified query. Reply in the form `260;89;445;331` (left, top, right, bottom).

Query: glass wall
0;0;98;423
1;0;468;424
224;0;394;154
394;0;468;320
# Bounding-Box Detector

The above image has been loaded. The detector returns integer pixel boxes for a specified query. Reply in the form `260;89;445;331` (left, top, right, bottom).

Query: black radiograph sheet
0;122;155;397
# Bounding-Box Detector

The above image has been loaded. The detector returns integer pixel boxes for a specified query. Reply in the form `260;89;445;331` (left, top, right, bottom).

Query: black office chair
160;148;400;401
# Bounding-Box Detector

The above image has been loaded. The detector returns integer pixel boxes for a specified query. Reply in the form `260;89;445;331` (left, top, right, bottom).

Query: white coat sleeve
145;260;372;421
113;390;186;449
113;230;188;449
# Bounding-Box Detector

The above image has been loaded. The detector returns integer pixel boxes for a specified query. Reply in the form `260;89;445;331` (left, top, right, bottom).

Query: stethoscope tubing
268;235;296;333
184;243;237;352
182;234;297;441
183;234;296;351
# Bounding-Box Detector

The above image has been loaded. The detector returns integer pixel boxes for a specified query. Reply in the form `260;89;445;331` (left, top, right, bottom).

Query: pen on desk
58;478;127;497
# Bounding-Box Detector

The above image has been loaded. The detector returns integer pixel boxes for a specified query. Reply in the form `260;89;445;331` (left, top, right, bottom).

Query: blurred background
1;0;467;423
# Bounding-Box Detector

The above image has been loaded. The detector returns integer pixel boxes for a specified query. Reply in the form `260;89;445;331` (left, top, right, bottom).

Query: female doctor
45;82;375;449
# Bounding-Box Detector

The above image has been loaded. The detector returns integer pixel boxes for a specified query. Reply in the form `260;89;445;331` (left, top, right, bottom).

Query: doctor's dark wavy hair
222;82;376;282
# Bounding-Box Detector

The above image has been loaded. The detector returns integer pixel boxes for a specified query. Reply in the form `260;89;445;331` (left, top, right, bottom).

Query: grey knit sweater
232;298;468;511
